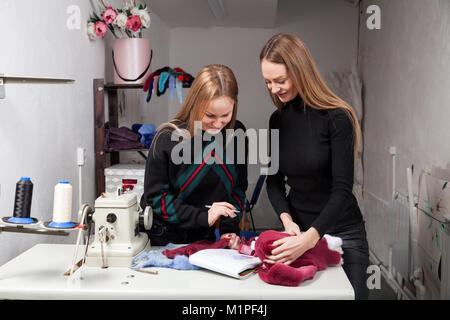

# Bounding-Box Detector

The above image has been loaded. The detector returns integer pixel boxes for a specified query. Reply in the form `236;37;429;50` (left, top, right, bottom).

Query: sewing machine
83;190;152;268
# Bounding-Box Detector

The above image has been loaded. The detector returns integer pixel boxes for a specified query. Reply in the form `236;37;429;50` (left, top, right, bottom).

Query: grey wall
359;0;450;297
0;0;104;265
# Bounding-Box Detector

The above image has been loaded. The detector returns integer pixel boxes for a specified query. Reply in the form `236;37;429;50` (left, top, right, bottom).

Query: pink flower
102;6;118;25
126;15;142;32
94;21;108;38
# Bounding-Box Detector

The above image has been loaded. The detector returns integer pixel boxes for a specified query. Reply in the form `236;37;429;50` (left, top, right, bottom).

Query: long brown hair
260;33;361;159
152;64;238;150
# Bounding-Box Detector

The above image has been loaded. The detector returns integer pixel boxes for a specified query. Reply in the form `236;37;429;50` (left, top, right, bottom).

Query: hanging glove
146;77;155;102
158;71;170;95
176;78;183;104
169;75;175;100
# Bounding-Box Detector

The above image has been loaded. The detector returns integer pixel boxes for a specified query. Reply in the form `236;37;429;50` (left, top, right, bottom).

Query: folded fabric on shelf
104;122;145;152
132;123;156;148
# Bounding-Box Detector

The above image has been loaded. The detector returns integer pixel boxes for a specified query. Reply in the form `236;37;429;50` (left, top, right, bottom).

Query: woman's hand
220;233;241;250
264;227;320;265
280;212;301;236
207;202;237;227
283;220;301;236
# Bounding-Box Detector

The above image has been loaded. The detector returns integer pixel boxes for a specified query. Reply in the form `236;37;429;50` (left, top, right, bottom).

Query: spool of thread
49;181;74;228
8;177;35;224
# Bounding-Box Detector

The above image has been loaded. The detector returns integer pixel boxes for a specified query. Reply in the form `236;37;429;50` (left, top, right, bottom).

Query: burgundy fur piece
254;230;342;286
162;238;229;258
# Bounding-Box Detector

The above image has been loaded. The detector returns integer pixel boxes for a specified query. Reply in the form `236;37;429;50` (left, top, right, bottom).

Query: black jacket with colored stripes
140;120;248;242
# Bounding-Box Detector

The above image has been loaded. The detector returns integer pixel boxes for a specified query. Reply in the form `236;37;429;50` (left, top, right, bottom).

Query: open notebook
189;249;261;279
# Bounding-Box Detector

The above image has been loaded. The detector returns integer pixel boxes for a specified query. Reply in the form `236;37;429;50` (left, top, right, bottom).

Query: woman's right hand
207;202;237;226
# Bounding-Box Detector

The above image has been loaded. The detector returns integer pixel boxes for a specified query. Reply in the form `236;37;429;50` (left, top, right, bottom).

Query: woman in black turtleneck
260;34;370;300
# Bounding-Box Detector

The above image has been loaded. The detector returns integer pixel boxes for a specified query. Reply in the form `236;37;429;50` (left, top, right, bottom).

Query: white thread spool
52;181;73;224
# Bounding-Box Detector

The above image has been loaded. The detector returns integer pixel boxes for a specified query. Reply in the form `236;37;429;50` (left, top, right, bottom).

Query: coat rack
0;74;75;99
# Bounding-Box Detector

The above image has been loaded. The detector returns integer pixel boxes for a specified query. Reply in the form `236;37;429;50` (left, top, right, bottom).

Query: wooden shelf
94;78;148;197
105;148;149;153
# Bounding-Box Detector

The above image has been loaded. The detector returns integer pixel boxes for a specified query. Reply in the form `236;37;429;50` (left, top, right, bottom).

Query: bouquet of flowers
87;0;151;40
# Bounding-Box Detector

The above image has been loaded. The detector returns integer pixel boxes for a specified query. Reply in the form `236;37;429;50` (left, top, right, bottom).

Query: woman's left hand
220;233;241;250
264;228;320;265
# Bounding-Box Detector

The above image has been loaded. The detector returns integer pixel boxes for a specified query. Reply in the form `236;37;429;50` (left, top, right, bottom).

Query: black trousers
329;223;370;300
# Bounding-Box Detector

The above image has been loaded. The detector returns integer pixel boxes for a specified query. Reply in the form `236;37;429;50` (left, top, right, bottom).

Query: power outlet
77;147;86;166
389;146;397;155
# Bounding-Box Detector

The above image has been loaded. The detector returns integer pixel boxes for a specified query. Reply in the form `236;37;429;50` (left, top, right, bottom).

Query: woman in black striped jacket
140;64;248;250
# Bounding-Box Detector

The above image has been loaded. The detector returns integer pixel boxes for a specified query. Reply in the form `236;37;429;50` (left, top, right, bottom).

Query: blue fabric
138;123;156;148
132;123;142;132
132;123;156;148
131;243;200;270
169;75;175;100
240;230;260;241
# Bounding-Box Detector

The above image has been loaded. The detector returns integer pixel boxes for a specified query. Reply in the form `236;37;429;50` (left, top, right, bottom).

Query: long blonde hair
152;64;238;150
260;33;361;159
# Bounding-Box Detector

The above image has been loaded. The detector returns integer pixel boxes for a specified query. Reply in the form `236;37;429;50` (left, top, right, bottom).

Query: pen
204;205;240;213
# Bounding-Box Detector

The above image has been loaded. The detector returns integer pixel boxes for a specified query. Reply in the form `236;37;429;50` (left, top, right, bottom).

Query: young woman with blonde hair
140;64;247;249
260;34;369;299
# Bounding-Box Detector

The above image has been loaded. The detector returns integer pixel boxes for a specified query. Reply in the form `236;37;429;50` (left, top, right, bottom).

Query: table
0;244;354;300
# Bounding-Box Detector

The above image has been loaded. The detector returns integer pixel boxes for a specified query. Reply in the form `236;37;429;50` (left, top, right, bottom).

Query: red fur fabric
254;230;342;287
162;238;229;258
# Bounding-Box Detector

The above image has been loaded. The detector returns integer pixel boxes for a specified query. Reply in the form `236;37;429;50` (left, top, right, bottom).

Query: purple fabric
104;122;145;152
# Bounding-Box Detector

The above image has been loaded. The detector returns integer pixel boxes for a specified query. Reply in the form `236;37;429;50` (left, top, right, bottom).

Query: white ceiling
147;0;278;28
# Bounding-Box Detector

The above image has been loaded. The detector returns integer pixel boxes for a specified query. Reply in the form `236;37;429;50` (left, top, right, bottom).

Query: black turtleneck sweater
266;95;363;237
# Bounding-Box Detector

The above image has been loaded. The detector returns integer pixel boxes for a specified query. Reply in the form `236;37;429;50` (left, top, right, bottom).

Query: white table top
0;244;354;300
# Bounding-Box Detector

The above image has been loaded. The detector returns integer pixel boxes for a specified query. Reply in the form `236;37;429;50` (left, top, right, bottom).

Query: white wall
0;0;104;265
359;0;450;296
167;0;360;230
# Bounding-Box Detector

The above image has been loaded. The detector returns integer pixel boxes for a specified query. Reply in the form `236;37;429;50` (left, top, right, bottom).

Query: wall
0;0;104;265
359;0;450;297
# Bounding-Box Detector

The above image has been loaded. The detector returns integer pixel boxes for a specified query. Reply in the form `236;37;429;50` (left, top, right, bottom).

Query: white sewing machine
84;190;152;268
